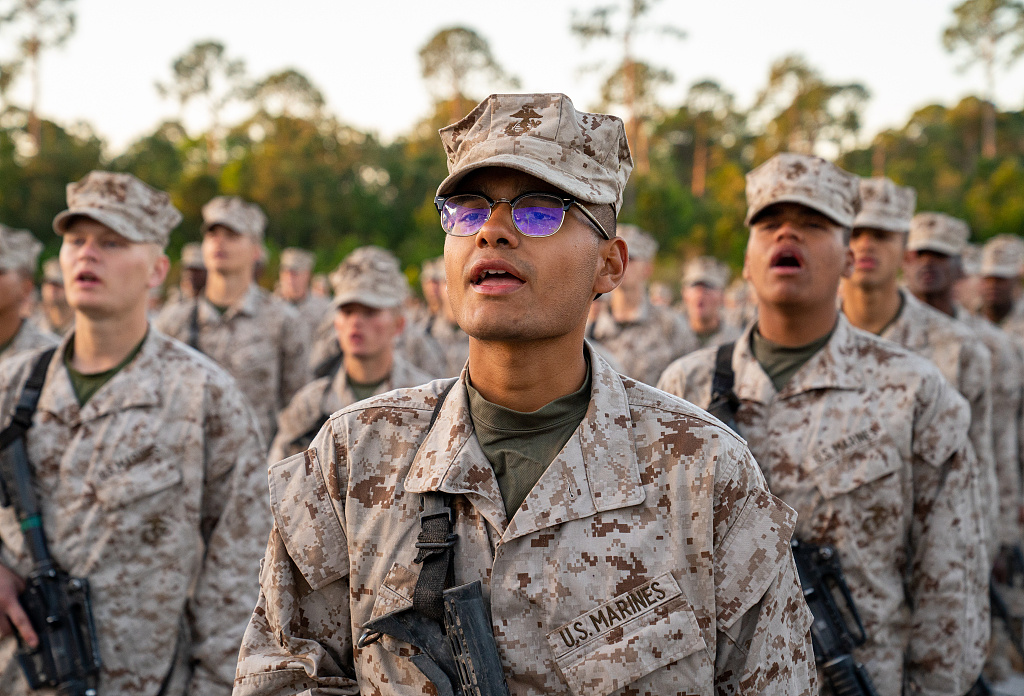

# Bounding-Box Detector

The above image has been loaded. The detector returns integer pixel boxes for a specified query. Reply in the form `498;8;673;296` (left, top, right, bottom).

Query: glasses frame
434;192;611;240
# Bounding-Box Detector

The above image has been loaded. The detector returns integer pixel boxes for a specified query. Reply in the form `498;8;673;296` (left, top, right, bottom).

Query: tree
942;0;1024;158
156;40;247;173
572;0;685;174
247;68;325;121
751;55;868;161
418;27;517;118
0;0;75;149
683;80;740;197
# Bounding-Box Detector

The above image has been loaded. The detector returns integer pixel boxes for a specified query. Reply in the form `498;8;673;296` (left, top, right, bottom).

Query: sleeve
959;340;998;562
184;377;276;696
987;338;1022;547
233;419;359;696
279;309;312;409
905;376;990;695
154;302;188;341
711;445;817;695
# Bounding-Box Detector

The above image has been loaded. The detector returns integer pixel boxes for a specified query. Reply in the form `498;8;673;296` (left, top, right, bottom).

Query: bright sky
5;0;1023;154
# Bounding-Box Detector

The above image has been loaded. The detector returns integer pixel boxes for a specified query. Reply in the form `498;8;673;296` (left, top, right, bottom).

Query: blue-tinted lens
442;195;491;236
511;195;565;237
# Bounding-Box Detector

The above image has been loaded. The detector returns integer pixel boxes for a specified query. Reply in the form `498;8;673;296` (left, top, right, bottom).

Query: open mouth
470;261;525;291
770;249;803;270
75;270;100;283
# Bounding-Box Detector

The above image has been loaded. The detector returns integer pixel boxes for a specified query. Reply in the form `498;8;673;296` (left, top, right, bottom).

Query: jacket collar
198;284;263;322
404;344;645;542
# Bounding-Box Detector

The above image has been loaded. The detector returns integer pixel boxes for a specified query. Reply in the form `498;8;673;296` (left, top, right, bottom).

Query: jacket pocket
546;572;709;696
92;445;182;511
812;432;900;500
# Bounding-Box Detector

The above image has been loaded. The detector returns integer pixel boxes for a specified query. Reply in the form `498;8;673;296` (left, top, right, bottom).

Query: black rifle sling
412;381;458;623
0;347;56;452
188;301;201;352
710;342;736;408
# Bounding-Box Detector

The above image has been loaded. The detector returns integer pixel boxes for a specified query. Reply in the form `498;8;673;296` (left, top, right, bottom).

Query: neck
757;301;839;347
70;309;148;373
0;309;22;347
912;287;955;317
610;286;645;321
344;351;393;385
205;271;251;307
467;328;588;412
840;279;902;335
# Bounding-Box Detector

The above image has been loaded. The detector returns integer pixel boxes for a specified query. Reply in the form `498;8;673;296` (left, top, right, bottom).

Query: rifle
0;348;101;696
791;539;879;696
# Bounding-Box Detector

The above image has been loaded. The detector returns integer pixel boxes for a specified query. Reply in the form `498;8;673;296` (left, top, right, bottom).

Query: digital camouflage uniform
156;286;310;442
267;355;434;464
0;319;57;365
0;172;271;696
590;298;697;386
658;315;988;696
681;256;742;349
234;348;816;695
0;226;57;365
278;248;333;339
235;91;815;696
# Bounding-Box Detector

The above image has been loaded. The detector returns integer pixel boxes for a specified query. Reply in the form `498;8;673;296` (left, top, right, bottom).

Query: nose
773;220;802;241
475;201;519;249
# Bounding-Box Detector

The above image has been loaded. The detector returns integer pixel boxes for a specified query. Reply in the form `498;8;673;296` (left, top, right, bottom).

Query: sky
4;0;1023;154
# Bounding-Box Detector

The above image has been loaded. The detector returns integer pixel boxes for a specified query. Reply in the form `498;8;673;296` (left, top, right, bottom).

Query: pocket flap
269;448;348;591
93;450;182;510
814;447;899;500
547;573;707;696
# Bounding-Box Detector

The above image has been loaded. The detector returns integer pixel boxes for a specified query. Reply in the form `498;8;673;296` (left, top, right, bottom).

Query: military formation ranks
0;92;1023;695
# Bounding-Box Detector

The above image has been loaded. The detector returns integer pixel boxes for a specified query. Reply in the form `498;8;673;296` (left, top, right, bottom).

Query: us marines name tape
547;572;681;657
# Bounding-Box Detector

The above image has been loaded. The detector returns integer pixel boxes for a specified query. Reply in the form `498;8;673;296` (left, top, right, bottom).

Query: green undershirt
467;360;592;521
64;331;148;406
695;327;719;348
751;323;835;392
347;374;387;402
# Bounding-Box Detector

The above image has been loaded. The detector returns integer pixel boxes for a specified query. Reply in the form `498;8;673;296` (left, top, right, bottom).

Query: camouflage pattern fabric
287;293;332;343
234;346;817;695
421;314;470;378
0;329;269;696
879;291;998;561
267;355;434;464
657;316;989;696
691;319;743;350
0;319;57;366
155;285;310;443
590;298;698;386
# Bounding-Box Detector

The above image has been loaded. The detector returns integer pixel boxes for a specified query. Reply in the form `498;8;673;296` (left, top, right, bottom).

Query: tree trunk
982;98;996;159
691;124;707;198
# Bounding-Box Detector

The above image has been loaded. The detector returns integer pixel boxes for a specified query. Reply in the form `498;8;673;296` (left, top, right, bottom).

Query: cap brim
981;265;1021;279
436;153;617;207
853;213;910;234
332;291;402;309
53;208;148;243
907;240;960;256
745;194;852;228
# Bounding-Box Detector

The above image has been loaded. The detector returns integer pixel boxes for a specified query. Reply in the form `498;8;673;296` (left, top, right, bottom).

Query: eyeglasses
434;192;610;240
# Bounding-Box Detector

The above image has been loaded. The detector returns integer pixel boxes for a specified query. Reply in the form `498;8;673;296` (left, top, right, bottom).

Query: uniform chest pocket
546;573;710;696
812;434;900;500
91;445;183;511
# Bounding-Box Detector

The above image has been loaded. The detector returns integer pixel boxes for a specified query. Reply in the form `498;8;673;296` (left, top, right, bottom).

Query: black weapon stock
791;539;879;696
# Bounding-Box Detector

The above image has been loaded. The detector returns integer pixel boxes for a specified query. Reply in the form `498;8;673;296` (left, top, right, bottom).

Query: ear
840;246;854;279
393;311;406;335
594;237;627;295
149;253;170;290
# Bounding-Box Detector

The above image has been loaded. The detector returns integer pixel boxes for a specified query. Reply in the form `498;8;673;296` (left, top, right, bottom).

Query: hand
0;564;37;648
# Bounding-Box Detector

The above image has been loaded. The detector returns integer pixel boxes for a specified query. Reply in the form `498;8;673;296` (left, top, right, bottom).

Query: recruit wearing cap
745;153;861;228
616;224;657;261
42;258;62;285
907;213;969;257
280;248;315;273
683;256;730;290
437;93;634;216
53;171;182;248
420;257;445;283
0;224;43;274
331;246;409;309
854;178;916;233
981;235;1024;279
201;196;267;241
181;243;204;270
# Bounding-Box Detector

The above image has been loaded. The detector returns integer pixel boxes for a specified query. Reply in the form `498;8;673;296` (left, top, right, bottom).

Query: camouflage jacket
590;297;698;386
657;316;988;696
955;306;1023;547
878;291;997;559
156;286;311;442
234;347;817;695
421;314;470;378
267;355;434;464
690;317;744;350
0;329;270;696
287;294;333;341
0;319;58;366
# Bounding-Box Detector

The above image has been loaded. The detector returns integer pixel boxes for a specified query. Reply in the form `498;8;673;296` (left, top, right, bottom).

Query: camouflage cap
42;257;62;285
907;213;970;257
280;247;315;273
745;153;861;228
617;224;658;261
437;93;633;214
961;243;981;277
201;196;267;241
420;256;445;283
181;242;204;270
854;177;916;233
53;171;182;248
981;235;1024;279
683;256;730;289
330;246;409;309
0;224;43;274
